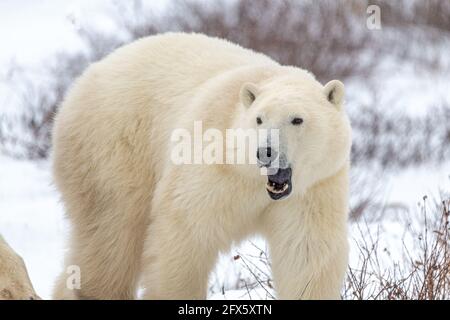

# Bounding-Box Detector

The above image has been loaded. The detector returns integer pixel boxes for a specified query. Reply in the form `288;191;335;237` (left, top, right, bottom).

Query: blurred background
0;0;449;299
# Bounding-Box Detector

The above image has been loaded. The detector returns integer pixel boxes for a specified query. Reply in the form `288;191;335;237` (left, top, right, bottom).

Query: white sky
0;0;96;64
0;0;168;66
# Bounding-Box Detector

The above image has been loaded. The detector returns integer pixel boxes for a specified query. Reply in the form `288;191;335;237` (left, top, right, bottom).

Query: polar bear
52;33;351;300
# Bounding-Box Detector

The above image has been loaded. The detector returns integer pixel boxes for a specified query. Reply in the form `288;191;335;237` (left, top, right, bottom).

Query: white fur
52;33;351;300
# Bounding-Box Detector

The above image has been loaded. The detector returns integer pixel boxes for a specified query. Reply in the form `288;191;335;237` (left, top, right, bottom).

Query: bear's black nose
257;147;277;165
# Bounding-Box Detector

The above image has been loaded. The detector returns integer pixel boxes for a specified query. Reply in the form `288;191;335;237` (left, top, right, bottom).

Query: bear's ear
324;80;345;108
240;83;259;108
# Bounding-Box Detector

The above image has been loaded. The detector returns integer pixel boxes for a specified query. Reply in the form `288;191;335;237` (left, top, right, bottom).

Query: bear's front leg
141;213;219;299
263;197;349;299
140;172;224;300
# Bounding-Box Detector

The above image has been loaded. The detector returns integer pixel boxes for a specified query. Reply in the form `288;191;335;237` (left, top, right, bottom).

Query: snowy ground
0;156;66;299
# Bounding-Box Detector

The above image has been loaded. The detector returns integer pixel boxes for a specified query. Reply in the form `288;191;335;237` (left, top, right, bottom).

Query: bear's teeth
266;182;288;194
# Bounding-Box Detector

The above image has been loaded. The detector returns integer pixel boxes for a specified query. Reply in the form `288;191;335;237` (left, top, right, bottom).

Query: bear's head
234;69;351;200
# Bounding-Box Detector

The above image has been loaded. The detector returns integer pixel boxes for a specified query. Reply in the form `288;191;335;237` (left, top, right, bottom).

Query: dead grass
226;195;450;300
343;195;450;299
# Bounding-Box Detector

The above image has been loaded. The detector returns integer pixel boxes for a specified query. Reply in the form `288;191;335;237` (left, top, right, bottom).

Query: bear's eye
256;117;262;125
291;117;304;126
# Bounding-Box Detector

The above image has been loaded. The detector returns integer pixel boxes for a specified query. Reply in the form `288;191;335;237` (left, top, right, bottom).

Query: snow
0;156;67;299
346;64;450;117
0;0;168;67
0;0;89;66
385;164;450;206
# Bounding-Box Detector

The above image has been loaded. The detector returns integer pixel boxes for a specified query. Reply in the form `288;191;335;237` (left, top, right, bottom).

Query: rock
0;235;40;300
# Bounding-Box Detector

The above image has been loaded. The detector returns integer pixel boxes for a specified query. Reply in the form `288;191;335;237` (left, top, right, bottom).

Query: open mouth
265;167;292;200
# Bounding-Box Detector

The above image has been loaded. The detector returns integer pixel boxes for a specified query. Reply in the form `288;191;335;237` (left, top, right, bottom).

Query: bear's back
59;32;277;130
100;32;275;81
88;32;276;105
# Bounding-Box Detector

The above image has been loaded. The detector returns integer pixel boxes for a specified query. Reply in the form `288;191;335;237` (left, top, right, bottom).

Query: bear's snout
256;147;278;167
